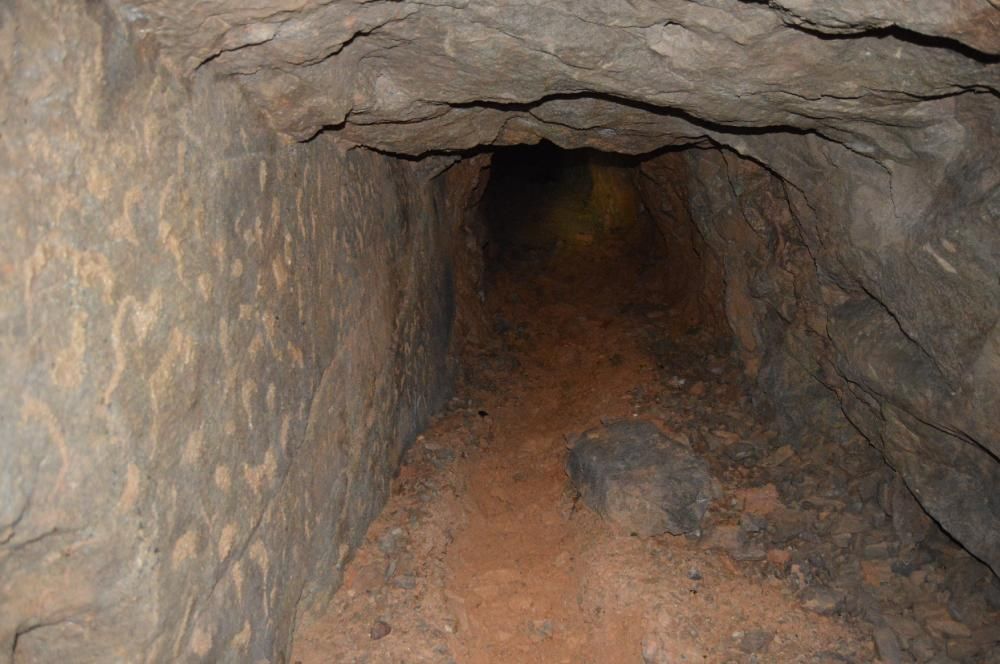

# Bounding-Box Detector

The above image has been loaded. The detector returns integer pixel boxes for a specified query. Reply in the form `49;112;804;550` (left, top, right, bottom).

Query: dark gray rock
370;620;392;641
740;629;775;655
566;420;715;536
873;625;904;664
768;508;816;545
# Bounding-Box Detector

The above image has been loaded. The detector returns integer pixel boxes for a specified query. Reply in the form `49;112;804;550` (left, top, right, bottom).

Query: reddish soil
291;238;872;663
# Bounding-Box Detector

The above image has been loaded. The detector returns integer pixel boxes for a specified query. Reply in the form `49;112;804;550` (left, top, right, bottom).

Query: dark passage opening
482;142;652;258
470;139;743;434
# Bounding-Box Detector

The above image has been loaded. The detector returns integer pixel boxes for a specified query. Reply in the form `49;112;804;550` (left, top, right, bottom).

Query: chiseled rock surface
635;130;1000;575
567;420;715;537
115;0;998;149
0;2;464;661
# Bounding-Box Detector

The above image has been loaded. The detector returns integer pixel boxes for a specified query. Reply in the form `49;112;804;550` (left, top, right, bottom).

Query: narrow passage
291;150;875;662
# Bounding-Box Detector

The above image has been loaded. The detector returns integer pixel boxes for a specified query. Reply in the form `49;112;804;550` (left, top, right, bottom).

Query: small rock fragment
767;507;813;544
378;527;405;555
739;512;767;534
761;444;795;468
831;513;866;536
862;541;897;560
739;629;774;654
801;587;843;616
924;616;972;639
737;484;782;516
767;548;791;568
710;429;741;445
370;620;392;640
725;442;758;465
872;625;903;664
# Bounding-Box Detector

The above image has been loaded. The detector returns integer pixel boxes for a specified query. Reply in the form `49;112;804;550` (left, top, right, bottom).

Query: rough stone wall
435;154;493;360
114;0;999;152
640;128;1000;578
656;149;861;441
634;155;728;336
0;3;459;661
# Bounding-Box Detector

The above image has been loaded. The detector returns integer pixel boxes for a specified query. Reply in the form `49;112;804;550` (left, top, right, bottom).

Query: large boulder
567;420;715;537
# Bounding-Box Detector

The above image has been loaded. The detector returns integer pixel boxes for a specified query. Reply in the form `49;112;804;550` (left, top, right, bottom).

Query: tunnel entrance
291;144;1000;663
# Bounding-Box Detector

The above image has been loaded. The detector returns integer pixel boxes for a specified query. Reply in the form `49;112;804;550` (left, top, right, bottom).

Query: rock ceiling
116;0;999;155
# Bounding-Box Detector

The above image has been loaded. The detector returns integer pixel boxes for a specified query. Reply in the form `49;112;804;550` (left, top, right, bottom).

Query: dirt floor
290;225;886;663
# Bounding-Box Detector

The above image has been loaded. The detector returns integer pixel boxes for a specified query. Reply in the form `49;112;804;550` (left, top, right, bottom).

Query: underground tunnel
1;1;999;663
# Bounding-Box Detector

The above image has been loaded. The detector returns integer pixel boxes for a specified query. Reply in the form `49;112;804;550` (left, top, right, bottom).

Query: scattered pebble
740;629;774;654
370;620;392;641
872;625;903;664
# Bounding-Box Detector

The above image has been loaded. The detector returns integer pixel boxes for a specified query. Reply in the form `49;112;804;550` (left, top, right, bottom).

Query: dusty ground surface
290;229;898;663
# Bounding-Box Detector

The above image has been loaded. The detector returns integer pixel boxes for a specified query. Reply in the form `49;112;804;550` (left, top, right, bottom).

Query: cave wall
0;3;462;661
638;124;1000;577
634;154;728;335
